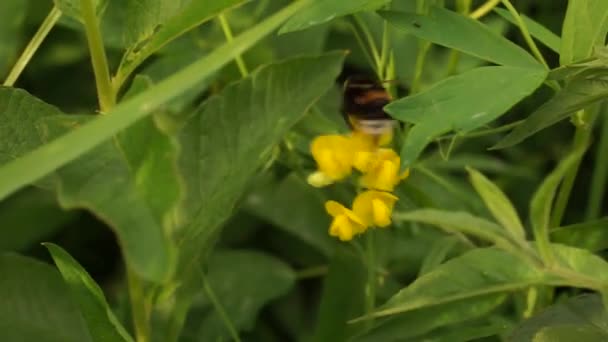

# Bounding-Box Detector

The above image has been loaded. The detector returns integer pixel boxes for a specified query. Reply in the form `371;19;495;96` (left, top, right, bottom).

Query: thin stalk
437;120;524;140
218;13;249;77
551;111;595;227
353;14;381;70
3;6;62;86
378;19;391;80
500;0;549;69
445;0;471;76
469;0;500;19
127;266;151;342
348;23;378;76
80;0;115;111
586;111;608;219
411;41;431;93
202;272;242;342
364;229;376;328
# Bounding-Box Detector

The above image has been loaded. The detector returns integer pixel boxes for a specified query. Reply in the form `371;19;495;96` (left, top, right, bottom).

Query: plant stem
202;272;242;342
411;41;431;93
353;14;381;71
3;6;62;86
127;266;151;342
296;265;329;279
586;111;608;220
378;19;390;80
551;110;595;228
437;120;524;141
80;0;115;112
218;13;249;78
364;229;376;328
469;0;500;19
500;0;549;69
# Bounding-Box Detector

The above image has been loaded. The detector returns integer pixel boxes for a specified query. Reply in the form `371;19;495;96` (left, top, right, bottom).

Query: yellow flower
325;200;367;241
308;135;353;187
359;148;410;191
353;190;399;227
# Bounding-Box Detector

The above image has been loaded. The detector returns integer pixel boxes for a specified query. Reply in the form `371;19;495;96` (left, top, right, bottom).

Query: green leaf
509;294;608;341
176;52;345;265
0;0;27;78
114;0;248;88
493;8;561;53
358;244;608;322
54;0;107;22
467;167;526;242
312;247;366;342
418;236;459;277
551;217;608;252
245;174;338;257
379;7;542;69
279;0;390;34
353;301;506;342
189;250;296;340
529;145;587;262
0;253;91;342
0;0;313;202
560;0;608;65
493;69;608;149
0;188;76;251
44;243;133;342
384;66;547;167
0;87;178;282
393;209;512;250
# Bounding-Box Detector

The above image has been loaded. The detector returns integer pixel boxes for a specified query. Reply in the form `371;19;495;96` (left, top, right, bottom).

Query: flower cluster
307;131;409;241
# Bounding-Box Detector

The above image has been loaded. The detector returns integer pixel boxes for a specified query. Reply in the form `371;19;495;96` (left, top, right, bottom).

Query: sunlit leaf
54;0;107;22
45;243;133;342
551;217;608;252
467;167;526;242
560;0;608;65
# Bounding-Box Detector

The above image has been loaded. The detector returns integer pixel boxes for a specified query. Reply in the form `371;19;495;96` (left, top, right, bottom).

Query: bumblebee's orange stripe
354;90;391;104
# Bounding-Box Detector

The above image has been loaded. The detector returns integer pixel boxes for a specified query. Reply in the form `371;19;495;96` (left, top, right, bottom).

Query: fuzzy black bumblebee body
342;76;396;135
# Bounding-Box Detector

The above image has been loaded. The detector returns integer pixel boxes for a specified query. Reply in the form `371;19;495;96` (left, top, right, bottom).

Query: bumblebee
342;76;397;136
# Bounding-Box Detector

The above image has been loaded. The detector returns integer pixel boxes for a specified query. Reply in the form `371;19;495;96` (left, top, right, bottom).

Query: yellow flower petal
352;190;398;227
372;198;392;227
329;215;355;241
359;148;403;191
325;200;346;217
307;171;334;188
310;135;353;181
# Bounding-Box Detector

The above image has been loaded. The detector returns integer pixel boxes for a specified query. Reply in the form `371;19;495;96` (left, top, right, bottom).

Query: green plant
1;0;607;341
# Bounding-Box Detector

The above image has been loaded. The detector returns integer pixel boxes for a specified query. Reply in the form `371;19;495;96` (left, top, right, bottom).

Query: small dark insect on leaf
413;21;421;28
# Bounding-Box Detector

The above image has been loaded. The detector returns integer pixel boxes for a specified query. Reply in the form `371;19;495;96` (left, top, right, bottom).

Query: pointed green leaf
176;52;345;264
384;66;546;167
115;0;248;87
393;209;511;249
280;0;390;34
0;253;91;342
44;243;133;342
380;8;542;69
529;145;587;262
418;236;459;277
551;217;608;252
467;167;526;242
509;294;608;341
560;0;608;65
0;0;313;202
358;244;608;321
493;69;608;149
493;8;561;53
